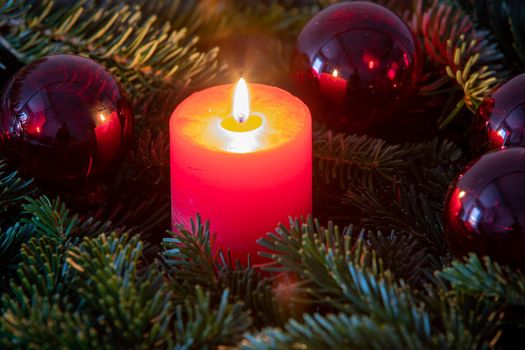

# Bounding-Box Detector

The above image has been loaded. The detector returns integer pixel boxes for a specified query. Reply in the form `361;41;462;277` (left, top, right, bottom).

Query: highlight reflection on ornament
95;110;123;167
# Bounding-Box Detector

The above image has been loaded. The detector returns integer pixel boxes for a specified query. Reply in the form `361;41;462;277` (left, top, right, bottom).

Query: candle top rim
171;83;311;154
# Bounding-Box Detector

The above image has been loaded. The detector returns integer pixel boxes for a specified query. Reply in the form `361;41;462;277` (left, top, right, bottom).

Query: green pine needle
440;254;525;306
0;0;225;111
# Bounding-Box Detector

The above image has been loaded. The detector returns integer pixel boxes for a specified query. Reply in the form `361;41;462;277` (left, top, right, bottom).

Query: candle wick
237;114;246;123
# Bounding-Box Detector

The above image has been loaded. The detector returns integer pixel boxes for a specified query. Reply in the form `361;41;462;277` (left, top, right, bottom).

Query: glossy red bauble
445;148;525;270
0;54;134;188
471;74;525;155
292;1;420;134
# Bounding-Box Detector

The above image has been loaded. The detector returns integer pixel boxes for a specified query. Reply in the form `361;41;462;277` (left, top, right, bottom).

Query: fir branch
244;265;435;349
243;261;502;349
100;131;170;235
321;135;460;259
132;1;315;89
367;231;432;286
409;0;507;128
22;196;116;242
443;35;502;110
244;300;499;349
258;217;379;275
259;216;441;289
0;159;36;219
344;181;449;257
255;216;502;348
435;292;503;349
0;223;33;279
163;215;289;327
127;130;170;186
1;300;107;350
439;254;525;306
2;231;250;349
21;196;79;240
455;0;525;70
99;188;168;235
3;236;72;317
243;312;418;350
343;150;461;259
314;131;409;189
163;215;219;293
314;130;460;189
2;233;169;349
173;286;251;349
220;262;291;327
0;0;224;111
66;232;173;348
131;0;202;36
258;217;434;308
182;0;316;40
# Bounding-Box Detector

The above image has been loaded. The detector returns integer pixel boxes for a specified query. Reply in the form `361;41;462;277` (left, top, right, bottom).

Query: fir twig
258;217;434;306
243;263;497;350
0;159;36;220
163;215;289;327
174;286;251;349
314;130;460;189
22;196;119;242
409;0;507;128
0;0;224;112
0;223;33;279
439;254;525;306
455;0;525;70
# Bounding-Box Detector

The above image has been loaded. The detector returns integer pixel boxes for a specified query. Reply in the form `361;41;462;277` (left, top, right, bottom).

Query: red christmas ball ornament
292;1;420;134
471;74;525;155
444;148;525;270
0;54;134;188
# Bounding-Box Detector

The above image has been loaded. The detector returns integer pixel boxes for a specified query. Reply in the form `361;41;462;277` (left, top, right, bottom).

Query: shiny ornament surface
0;54;133;187
445;148;525;270
292;1;420;133
471;74;525;155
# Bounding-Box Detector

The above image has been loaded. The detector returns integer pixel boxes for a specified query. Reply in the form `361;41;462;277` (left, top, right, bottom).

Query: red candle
170;79;312;264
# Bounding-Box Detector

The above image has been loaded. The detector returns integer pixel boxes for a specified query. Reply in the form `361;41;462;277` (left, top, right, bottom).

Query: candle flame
233;78;250;123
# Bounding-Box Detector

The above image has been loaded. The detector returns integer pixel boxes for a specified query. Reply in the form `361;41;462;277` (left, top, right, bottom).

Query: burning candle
170;79;312;264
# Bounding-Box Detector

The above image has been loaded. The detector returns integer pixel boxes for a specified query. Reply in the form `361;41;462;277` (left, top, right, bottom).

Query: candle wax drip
221;114;263;132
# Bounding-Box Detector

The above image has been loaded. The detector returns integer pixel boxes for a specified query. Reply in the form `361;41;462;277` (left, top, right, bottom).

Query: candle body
170;84;312;264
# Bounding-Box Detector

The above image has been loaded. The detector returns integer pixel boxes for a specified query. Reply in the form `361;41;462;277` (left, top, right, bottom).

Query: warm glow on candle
233;78;250;123
170;82;312;264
